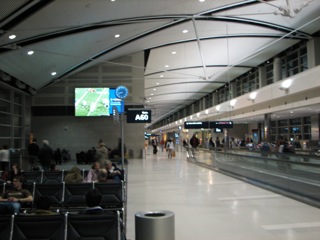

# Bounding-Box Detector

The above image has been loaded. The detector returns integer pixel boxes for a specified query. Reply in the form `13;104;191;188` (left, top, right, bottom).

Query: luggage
153;147;158;154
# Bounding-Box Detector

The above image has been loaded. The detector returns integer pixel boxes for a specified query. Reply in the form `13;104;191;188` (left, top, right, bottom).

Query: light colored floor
125;148;320;240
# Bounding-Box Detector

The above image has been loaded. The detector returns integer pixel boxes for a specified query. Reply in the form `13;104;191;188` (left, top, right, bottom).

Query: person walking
38;140;53;171
28;139;39;171
0;145;10;172
190;134;200;156
166;139;174;159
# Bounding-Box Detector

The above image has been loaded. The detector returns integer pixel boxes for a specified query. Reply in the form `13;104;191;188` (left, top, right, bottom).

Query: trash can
135;210;175;240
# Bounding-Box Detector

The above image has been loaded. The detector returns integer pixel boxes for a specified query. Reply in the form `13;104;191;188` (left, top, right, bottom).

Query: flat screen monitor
74;88;124;116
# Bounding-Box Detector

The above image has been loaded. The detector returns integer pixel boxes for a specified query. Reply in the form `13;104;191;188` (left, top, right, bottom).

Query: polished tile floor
125;148;320;240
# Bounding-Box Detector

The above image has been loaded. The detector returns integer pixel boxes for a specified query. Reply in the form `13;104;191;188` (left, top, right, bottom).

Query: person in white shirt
0;145;10;172
166;139;174;159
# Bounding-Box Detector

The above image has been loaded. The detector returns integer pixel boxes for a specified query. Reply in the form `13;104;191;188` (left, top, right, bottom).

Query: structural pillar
263;113;271;142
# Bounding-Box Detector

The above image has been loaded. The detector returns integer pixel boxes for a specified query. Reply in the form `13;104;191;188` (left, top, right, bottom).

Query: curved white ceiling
0;0;319;126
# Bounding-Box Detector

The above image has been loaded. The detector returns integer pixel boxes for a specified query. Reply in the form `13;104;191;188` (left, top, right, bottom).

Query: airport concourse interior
1;1;320;240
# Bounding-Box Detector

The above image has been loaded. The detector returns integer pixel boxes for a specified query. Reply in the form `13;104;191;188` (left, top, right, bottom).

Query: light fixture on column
279;79;292;93
248;92;257;102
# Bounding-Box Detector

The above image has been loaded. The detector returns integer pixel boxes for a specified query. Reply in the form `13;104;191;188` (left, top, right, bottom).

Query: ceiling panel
0;0;319;127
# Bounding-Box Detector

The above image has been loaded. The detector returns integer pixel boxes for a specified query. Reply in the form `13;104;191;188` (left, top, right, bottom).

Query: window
266;63;273;85
235;70;259;97
218;86;230;104
278;120;288;127
290;118;301;125
0;100;10;112
0;112;10;125
205;94;212;108
280;42;308;79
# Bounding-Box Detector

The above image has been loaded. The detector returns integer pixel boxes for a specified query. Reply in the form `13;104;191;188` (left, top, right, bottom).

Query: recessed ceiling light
164;65;169;68
153;88;156;91
115;34;120;38
199;0;205;2
156;82;159;85
27;51;34;55
51;72;57;76
171;51;176;54
182;29;188;33
9;35;16;39
160;75;164;78
151;93;154;96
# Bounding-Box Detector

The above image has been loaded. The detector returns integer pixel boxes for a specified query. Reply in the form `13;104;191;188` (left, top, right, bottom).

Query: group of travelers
151;138;176;158
0;139;127;239
28;139;70;171
64;160;123;184
77;138;127;164
0;161;123;213
0;175;127;239
0;163;25;184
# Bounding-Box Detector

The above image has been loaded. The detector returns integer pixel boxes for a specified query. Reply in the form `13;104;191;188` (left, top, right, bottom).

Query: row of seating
21;169;126;184
0;211;121;240
1;181;124;210
22;169;89;184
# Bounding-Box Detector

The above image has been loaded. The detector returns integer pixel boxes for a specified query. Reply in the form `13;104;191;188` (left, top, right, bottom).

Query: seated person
33;195;58;215
6;163;25;184
0;176;33;214
64;166;83;184
97;169;109;183
80;189;126;240
49;162;59;171
104;160;123;182
80;189;103;214
83;162;100;183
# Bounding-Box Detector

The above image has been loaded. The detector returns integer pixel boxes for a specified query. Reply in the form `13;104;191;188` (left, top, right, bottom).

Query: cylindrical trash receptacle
135;210;175;240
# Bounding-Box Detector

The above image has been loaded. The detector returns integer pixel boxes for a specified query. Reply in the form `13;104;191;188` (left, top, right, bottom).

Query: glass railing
191;149;320;207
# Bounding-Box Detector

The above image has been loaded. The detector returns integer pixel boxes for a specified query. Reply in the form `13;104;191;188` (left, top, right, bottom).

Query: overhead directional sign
184;121;233;129
127;109;151;123
184;121;209;129
210;121;233;128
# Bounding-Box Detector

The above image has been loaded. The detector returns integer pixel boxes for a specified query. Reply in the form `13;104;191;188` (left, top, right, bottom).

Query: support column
311;114;320;141
307;37;320;68
224;128;229;149
259;66;267;87
273;57;282;82
264;113;271;142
